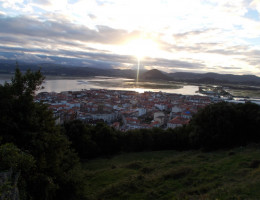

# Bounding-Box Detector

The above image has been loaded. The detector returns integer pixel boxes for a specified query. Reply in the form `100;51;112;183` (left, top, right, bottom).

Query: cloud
238;49;260;66
58;49;136;63
0;15;139;45
0;55;7;59
34;0;52;6
205;44;250;55
143;57;205;70
0;14;142;69
0;44;135;69
0;43;205;72
173;29;218;40
1;1;260;76
88;14;96;20
161;42;222;54
15;53;54;63
249;0;260;13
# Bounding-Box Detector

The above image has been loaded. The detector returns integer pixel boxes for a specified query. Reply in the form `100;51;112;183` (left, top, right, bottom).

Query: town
35;89;221;131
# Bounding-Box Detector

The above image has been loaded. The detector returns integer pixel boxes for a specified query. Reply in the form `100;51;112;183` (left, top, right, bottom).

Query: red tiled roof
168;116;189;125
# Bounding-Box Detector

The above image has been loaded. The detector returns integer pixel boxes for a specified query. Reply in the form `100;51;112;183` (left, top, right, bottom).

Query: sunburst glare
126;37;158;60
123;37;159;86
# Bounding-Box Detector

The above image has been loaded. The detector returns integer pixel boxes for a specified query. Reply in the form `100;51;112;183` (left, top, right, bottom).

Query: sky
1;0;260;75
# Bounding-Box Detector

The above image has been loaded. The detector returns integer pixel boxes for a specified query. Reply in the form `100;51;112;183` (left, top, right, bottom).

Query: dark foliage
63;120;121;159
0;66;85;200
189;102;260;150
63;102;260;160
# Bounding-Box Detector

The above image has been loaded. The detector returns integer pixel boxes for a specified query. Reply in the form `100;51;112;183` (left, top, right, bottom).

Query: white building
154;112;165;124
171;105;183;113
155;104;166;111
90;113;117;123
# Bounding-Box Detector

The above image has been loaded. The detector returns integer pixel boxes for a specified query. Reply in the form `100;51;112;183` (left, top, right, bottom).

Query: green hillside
83;145;260;200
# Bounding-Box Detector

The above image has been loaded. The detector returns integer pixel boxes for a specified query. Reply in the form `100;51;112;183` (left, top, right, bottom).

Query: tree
0;66;45;145
0;143;35;199
0;66;85;200
63;120;99;159
189;102;260;150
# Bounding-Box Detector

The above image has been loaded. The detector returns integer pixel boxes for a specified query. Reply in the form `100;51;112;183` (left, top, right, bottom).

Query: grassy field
225;85;260;98
227;89;260;98
83;145;260;200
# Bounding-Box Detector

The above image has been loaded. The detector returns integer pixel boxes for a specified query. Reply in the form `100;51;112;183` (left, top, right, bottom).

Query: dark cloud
207;49;240;55
143;57;205;70
160;40;221;53
0;43;205;71
206;45;250;55
57;49;136;64
218;66;242;70
0;15;140;45
0;15;140;68
0;45;51;54
160;38;253;62
15;54;54;62
0;55;7;59
0;45;135;69
0;51;121;69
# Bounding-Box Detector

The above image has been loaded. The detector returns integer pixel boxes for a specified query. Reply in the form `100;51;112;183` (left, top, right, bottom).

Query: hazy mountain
169;72;260;85
0;61;136;78
1;60;260;85
138;69;260;85
139;69;172;81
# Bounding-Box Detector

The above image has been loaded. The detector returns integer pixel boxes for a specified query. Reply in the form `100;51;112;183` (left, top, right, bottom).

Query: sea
0;76;200;95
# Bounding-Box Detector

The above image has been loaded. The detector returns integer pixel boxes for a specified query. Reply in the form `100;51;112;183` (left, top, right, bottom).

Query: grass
82;145;260;200
227;89;260;98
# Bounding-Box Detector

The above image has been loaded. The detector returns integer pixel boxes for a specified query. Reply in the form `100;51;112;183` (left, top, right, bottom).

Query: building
167;116;189;129
154;112;165;124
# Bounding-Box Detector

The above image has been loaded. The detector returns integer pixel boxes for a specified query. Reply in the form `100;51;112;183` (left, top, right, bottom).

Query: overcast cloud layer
0;0;260;75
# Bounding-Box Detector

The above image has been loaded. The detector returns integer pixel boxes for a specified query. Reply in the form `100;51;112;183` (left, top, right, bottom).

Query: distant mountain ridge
0;60;137;78
169;72;260;85
138;69;260;85
1;60;260;85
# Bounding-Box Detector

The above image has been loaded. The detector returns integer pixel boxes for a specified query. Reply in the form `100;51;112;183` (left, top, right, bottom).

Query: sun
119;36;159;83
125;37;159;59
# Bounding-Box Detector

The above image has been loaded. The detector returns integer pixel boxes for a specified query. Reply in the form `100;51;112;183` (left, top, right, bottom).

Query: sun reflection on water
133;88;145;93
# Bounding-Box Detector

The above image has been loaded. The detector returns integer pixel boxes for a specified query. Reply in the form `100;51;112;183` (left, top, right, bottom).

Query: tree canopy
0;67;85;200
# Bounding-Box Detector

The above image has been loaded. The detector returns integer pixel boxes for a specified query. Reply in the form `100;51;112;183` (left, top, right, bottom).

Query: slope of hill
83;146;260;200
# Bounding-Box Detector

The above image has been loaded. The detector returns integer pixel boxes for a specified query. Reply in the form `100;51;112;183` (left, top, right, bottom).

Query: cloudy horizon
1;0;260;75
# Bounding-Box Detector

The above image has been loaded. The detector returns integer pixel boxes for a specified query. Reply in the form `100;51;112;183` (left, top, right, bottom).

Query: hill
83;146;260;200
169;72;260;85
139;69;172;81
138;69;260;85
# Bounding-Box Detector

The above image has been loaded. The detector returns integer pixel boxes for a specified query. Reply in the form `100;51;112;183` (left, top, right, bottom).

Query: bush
189;102;260;150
